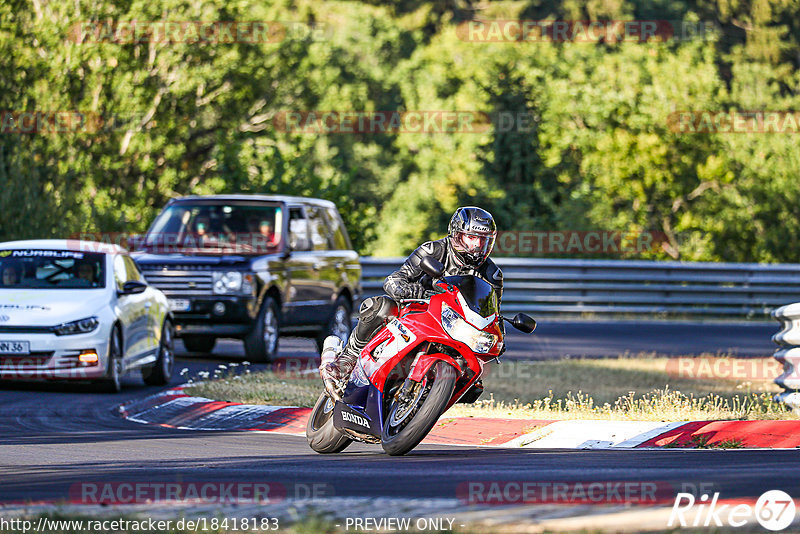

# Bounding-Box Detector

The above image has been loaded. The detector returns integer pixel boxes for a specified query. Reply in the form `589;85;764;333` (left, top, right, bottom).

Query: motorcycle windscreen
442;275;499;318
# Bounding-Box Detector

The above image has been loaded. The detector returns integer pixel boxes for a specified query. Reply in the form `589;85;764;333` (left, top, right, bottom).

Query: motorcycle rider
320;206;503;400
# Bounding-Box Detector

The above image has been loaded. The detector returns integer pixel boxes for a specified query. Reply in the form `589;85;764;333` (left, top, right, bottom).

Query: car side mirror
119;280;147;296
420;257;445;279
511;313;536;333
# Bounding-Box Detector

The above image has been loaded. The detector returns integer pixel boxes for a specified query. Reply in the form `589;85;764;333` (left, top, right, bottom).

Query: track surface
506;319;776;359
0;321;793;506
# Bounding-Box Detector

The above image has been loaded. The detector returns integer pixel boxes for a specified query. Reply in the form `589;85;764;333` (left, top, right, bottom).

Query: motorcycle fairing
336;386;384;441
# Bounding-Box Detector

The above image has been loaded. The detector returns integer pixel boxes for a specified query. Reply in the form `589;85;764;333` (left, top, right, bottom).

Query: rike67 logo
669;490;796;531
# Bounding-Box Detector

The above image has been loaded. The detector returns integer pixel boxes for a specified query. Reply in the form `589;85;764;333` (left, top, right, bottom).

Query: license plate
0;341;30;355
168;299;191;312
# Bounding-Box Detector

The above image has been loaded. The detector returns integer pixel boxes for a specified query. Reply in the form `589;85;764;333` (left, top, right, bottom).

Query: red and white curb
118;386;800;449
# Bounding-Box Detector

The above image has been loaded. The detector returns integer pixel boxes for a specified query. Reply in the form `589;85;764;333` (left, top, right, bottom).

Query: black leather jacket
383;237;504;301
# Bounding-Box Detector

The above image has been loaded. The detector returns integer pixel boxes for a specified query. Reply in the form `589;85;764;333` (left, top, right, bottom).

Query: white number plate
168;299;191;312
0;341;30;355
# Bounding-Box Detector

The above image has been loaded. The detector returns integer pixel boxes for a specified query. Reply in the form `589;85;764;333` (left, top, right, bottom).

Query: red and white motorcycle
306;257;536;456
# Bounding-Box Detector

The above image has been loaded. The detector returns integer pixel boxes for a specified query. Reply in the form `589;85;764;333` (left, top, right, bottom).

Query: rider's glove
423;284;447;299
406;283;427;299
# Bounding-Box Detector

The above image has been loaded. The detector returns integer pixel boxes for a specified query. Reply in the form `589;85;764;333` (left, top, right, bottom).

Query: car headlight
440;304;497;354
53;316;100;336
213;271;243;294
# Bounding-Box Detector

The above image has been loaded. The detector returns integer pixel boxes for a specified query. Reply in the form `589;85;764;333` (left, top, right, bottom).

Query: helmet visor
452;231;496;264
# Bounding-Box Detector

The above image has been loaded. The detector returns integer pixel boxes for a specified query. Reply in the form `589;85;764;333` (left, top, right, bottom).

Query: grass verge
184;355;792;421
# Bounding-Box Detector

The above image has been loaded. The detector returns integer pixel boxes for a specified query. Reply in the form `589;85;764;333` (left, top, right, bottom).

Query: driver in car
1;264;20;287
321;206;503;401
75;261;97;285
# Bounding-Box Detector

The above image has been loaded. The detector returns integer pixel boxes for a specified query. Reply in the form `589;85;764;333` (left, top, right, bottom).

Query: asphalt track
0;321;794;508
171;319;779;361
504;319;777;359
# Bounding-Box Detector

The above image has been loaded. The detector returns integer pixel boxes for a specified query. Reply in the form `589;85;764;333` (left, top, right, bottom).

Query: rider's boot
320;332;367;401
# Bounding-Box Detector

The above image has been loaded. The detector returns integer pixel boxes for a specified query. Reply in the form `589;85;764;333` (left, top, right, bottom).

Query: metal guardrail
361;257;800;318
772;303;800;413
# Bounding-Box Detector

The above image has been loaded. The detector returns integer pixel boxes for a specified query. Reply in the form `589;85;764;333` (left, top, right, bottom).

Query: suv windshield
0;250;106;289
144;203;283;254
443;275;499;317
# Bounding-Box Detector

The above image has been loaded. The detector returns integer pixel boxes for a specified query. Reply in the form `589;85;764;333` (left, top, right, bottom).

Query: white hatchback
0;240;174;392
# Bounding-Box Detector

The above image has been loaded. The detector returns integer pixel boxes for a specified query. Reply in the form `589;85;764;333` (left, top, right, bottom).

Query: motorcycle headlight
53;316;100;336
440;304;497;354
213;271;243;294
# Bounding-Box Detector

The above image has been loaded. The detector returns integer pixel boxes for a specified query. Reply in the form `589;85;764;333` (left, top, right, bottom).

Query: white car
0;240;174;392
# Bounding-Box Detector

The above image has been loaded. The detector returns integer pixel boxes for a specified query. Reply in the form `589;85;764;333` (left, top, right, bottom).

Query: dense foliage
1;0;798;261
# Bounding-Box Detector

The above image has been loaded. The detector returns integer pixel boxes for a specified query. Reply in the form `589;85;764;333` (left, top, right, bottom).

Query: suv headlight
440;304;497;354
213;271;243;294
53;316;100;336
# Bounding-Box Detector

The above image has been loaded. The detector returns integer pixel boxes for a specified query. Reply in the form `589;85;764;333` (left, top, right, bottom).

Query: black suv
132;195;361;361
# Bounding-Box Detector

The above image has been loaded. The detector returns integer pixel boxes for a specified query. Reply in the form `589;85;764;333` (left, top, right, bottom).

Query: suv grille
140;265;214;296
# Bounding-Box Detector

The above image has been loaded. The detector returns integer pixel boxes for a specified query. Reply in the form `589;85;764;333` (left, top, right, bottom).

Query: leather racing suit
321;237;504;400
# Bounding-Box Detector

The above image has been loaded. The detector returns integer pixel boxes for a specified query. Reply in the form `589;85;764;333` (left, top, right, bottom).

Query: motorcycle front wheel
306;393;353;454
381;360;457;456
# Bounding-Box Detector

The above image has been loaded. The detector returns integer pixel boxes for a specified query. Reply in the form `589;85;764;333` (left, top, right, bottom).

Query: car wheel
97;327;123;393
316;296;352;354
143;320;175;386
244;296;280;362
182;336;216;354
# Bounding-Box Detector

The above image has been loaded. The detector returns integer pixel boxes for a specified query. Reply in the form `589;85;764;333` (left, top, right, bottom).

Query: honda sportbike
306;258;536;456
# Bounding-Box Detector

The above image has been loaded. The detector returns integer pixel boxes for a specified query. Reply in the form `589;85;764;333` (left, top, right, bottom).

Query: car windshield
144;203;283;254
442;275;499;317
0;250;106;289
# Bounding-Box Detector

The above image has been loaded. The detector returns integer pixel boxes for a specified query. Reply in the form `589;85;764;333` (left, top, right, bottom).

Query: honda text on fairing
306;257;536;456
0;240;174;392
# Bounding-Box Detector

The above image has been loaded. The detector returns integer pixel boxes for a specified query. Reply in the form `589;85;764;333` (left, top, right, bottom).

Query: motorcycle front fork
394;343;431;403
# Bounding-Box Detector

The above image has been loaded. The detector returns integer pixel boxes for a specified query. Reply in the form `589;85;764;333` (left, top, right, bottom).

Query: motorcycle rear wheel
381;361;457;456
306;393;353;454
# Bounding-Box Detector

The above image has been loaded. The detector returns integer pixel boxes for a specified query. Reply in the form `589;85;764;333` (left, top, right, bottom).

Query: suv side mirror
511;313;536;333
420;257;445;279
119;280;147;296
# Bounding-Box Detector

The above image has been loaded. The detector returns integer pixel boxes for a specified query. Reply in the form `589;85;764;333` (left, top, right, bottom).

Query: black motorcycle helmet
448;206;497;267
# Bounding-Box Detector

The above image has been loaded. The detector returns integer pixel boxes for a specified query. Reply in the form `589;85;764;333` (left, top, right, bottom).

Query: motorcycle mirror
420;257;445;279
511;313;536;333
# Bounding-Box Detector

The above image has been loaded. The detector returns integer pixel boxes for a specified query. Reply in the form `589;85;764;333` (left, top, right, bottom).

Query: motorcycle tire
381;360;457;456
306;392;353;454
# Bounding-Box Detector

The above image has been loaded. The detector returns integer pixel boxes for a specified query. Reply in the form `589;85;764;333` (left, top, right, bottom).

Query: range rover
132;195;361;361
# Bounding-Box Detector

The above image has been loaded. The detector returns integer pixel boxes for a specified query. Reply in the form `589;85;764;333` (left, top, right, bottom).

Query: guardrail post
772;303;800;414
